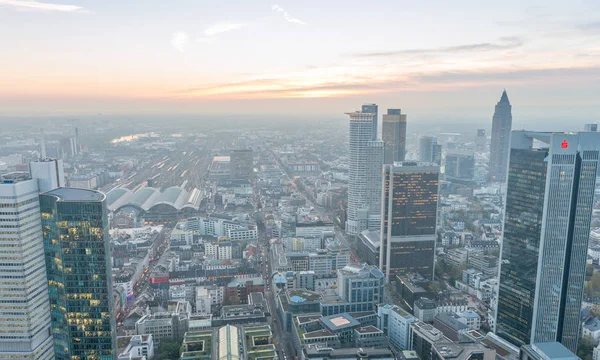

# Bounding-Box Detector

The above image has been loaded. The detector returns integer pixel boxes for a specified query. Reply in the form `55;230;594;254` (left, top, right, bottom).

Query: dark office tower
362;103;379;140
419;136;442;165
382;109;408;164
495;131;600;352
230;149;254;179
476;129;486;151
584;123;598;132
488;90;512;182
445;151;475;181
379;162;439;280
40;188;116;360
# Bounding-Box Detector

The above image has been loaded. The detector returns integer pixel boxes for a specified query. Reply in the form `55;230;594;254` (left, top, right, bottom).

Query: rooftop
355;325;382;334
529;342;580;360
321;313;360;331
43;187;105;202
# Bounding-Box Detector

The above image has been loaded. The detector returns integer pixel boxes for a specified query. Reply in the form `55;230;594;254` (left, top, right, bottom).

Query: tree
157;338;180;360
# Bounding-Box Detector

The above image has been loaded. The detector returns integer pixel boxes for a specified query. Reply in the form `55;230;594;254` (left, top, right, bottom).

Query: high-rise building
445;151;475;181
380;162;439;280
475;129;486;151
382;109;407;164
419;136;442;165
495;131;600;352
346;111;384;235
40;188;116;360
584;123;598;132
30;158;65;192
488;90;512;182
230;149;254;179
0;173;55;360
362;103;379;140
337;264;385;311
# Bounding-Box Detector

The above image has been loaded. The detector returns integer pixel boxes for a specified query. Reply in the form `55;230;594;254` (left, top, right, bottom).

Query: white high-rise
346;111;383;235
0;173;54;360
30;158;65;193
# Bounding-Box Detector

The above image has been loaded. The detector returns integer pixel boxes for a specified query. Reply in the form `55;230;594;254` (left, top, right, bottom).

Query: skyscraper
230;149;254;179
379;162;439;280
30;158;65;192
346;111;384;235
584;123;598;132
40;188;116;360
382;109;407;164
445;151;475;181
0;173;55;360
495;131;600;352
475;129;486;152
419;136;442;165
488;90;512;182
362;103;379;140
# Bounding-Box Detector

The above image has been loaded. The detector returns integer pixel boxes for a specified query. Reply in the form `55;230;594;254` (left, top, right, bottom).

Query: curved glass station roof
107;185;202;212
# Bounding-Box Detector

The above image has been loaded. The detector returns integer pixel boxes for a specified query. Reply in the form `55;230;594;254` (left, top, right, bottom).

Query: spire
500;89;509;103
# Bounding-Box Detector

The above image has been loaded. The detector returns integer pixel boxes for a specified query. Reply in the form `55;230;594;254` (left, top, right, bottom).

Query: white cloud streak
171;32;189;52
203;23;246;37
272;5;306;25
0;0;86;12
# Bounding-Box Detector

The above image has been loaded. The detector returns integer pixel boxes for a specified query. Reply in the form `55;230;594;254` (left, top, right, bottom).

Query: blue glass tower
40;188;116;360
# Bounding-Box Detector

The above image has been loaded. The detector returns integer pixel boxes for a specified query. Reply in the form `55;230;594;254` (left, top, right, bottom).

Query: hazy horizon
1;0;600;118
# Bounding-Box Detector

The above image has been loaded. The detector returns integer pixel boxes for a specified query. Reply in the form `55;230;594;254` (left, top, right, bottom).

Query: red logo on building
561;140;569;148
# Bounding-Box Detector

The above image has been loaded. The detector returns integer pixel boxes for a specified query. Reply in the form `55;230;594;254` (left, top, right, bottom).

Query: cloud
352;37;524;57
171;32;189;52
578;21;600;34
203;23;246;36
0;0;86;12
272;5;306;25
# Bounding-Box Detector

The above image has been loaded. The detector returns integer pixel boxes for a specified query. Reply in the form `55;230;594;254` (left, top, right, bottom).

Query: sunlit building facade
40;188;116;360
382;109;407;164
496;131;600;352
346;111;384;235
379;162;439;280
0;175;54;360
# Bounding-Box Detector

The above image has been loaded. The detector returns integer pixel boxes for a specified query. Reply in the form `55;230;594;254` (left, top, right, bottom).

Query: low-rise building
117;334;154;360
377;304;416;351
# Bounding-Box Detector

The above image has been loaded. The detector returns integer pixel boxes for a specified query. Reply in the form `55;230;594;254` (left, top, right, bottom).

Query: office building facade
445;151;475;181
346;111;384;235
41;188;116;360
230;149;254;179
361;103;378;140
382;109;407;164
30;158;65;193
488;90;512;182
496;131;600;352
419;136;441;165
476;129;486;151
380;162;439;280
0;175;55;360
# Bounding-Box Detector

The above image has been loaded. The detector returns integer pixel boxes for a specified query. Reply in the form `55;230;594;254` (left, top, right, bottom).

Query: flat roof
43;187;105;202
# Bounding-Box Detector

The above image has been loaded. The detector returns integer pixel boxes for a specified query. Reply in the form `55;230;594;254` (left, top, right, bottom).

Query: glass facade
40;189;115;360
380;164;439;280
496;148;548;347
382;110;407;164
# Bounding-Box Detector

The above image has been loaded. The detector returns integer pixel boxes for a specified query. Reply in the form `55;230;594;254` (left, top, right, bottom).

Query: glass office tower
496;131;600;352
40;188;115;360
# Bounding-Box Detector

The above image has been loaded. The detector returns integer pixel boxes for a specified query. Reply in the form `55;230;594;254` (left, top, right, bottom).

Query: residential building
488;90;512;182
382;108;407;163
40;188;116;360
225;278;265;304
496;131;600;352
346;111;384;235
0;174;54;360
380;162;439;280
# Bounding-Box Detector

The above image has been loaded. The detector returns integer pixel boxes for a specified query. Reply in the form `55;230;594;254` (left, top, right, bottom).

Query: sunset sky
1;0;599;118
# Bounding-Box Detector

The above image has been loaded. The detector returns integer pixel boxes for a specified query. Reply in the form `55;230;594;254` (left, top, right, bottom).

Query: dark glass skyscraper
379;162;439;280
496;131;600;352
40;188;116;360
488;90;512;182
382;109;407;164
362;103;379;141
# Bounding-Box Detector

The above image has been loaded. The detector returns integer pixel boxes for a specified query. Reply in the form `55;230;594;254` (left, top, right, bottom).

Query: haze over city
1;0;600;123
